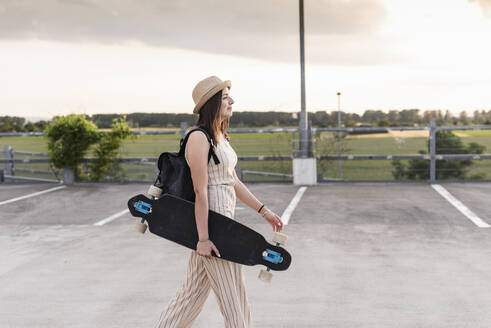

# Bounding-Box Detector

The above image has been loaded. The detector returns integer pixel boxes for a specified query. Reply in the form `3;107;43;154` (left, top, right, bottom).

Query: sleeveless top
185;132;238;219
207;134;238;219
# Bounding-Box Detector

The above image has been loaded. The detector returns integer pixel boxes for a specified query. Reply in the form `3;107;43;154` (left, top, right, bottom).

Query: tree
46;114;133;182
0;116;26;132
362;110;387;124
388;110;400;124
87;116;134;181
377;119;390;127
443;110;453;124
315;131;350;178
46;114;99;179
24;122;36;132
399;109;420;125
459;111;469;125
34;120;49;131
392;130;486;180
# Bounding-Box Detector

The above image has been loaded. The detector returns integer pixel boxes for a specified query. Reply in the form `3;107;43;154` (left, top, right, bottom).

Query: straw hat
192;76;231;114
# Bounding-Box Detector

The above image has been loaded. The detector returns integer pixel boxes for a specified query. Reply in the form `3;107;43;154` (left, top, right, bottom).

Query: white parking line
94;209;129;226
0;185;66;206
281;186;307;225
431;184;490;228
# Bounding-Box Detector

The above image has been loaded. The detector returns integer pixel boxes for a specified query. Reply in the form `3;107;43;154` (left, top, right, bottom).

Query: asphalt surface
1;182;491;327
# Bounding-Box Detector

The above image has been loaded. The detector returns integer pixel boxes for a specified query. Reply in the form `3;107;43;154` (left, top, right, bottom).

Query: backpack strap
179;126;220;165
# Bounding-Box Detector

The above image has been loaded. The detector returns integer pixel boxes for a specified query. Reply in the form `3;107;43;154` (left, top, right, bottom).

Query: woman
155;76;284;328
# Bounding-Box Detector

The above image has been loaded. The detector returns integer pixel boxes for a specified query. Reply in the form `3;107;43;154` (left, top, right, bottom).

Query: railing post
292;131;297;157
4;145;14;176
337;92;342;180
429;120;436;182
307;118;313;157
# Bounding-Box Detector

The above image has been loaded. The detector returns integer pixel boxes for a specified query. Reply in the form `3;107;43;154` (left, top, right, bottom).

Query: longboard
127;193;291;273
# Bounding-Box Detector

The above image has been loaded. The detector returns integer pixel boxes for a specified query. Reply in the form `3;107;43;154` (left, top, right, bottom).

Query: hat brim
193;80;232;114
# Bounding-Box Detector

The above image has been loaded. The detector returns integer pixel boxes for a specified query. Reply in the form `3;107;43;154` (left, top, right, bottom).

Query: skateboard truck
134;186;164;234
262;249;283;265
134;200;152;214
258;232;288;283
134;200;152;234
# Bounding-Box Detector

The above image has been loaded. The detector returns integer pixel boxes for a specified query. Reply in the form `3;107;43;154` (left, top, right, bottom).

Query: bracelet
198;239;209;243
257;204;265;213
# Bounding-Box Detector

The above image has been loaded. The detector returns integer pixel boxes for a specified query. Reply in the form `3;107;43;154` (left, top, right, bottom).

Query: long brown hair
195;89;230;144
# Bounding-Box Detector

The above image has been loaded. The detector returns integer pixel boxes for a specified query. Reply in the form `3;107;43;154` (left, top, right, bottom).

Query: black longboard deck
128;193;291;271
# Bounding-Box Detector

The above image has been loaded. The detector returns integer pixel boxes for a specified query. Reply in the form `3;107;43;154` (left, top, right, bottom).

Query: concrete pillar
63;167;75;185
293;157;317;185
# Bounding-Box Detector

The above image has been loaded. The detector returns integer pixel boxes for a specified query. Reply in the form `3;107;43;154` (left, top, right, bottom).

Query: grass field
1;129;490;181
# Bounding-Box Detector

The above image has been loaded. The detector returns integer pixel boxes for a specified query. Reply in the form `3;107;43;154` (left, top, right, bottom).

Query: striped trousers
155;250;252;328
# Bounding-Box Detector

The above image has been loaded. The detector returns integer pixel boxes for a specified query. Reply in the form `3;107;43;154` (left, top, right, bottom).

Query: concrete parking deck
1;182;491;327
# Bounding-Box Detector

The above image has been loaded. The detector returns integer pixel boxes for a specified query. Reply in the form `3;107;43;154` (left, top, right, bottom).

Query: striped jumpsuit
155;132;252;328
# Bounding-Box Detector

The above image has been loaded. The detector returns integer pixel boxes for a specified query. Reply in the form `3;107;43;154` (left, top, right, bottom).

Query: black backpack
152;126;220;202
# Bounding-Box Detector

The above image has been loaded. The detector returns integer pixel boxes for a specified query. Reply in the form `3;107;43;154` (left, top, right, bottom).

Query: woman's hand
196;240;221;258
263;210;284;232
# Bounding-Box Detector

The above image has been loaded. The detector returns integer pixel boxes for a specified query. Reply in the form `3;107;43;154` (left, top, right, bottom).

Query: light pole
337;92;342;179
292;0;316;186
298;0;308;158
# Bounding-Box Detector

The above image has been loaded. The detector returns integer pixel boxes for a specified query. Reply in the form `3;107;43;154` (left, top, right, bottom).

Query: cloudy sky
1;0;491;119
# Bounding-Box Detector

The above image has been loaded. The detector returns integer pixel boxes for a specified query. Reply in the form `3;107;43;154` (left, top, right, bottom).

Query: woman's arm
233;169;284;232
233;169;267;215
186;131;220;257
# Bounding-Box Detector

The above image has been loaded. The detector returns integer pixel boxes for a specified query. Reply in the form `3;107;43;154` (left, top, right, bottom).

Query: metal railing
2;121;490;183
313;123;491;182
